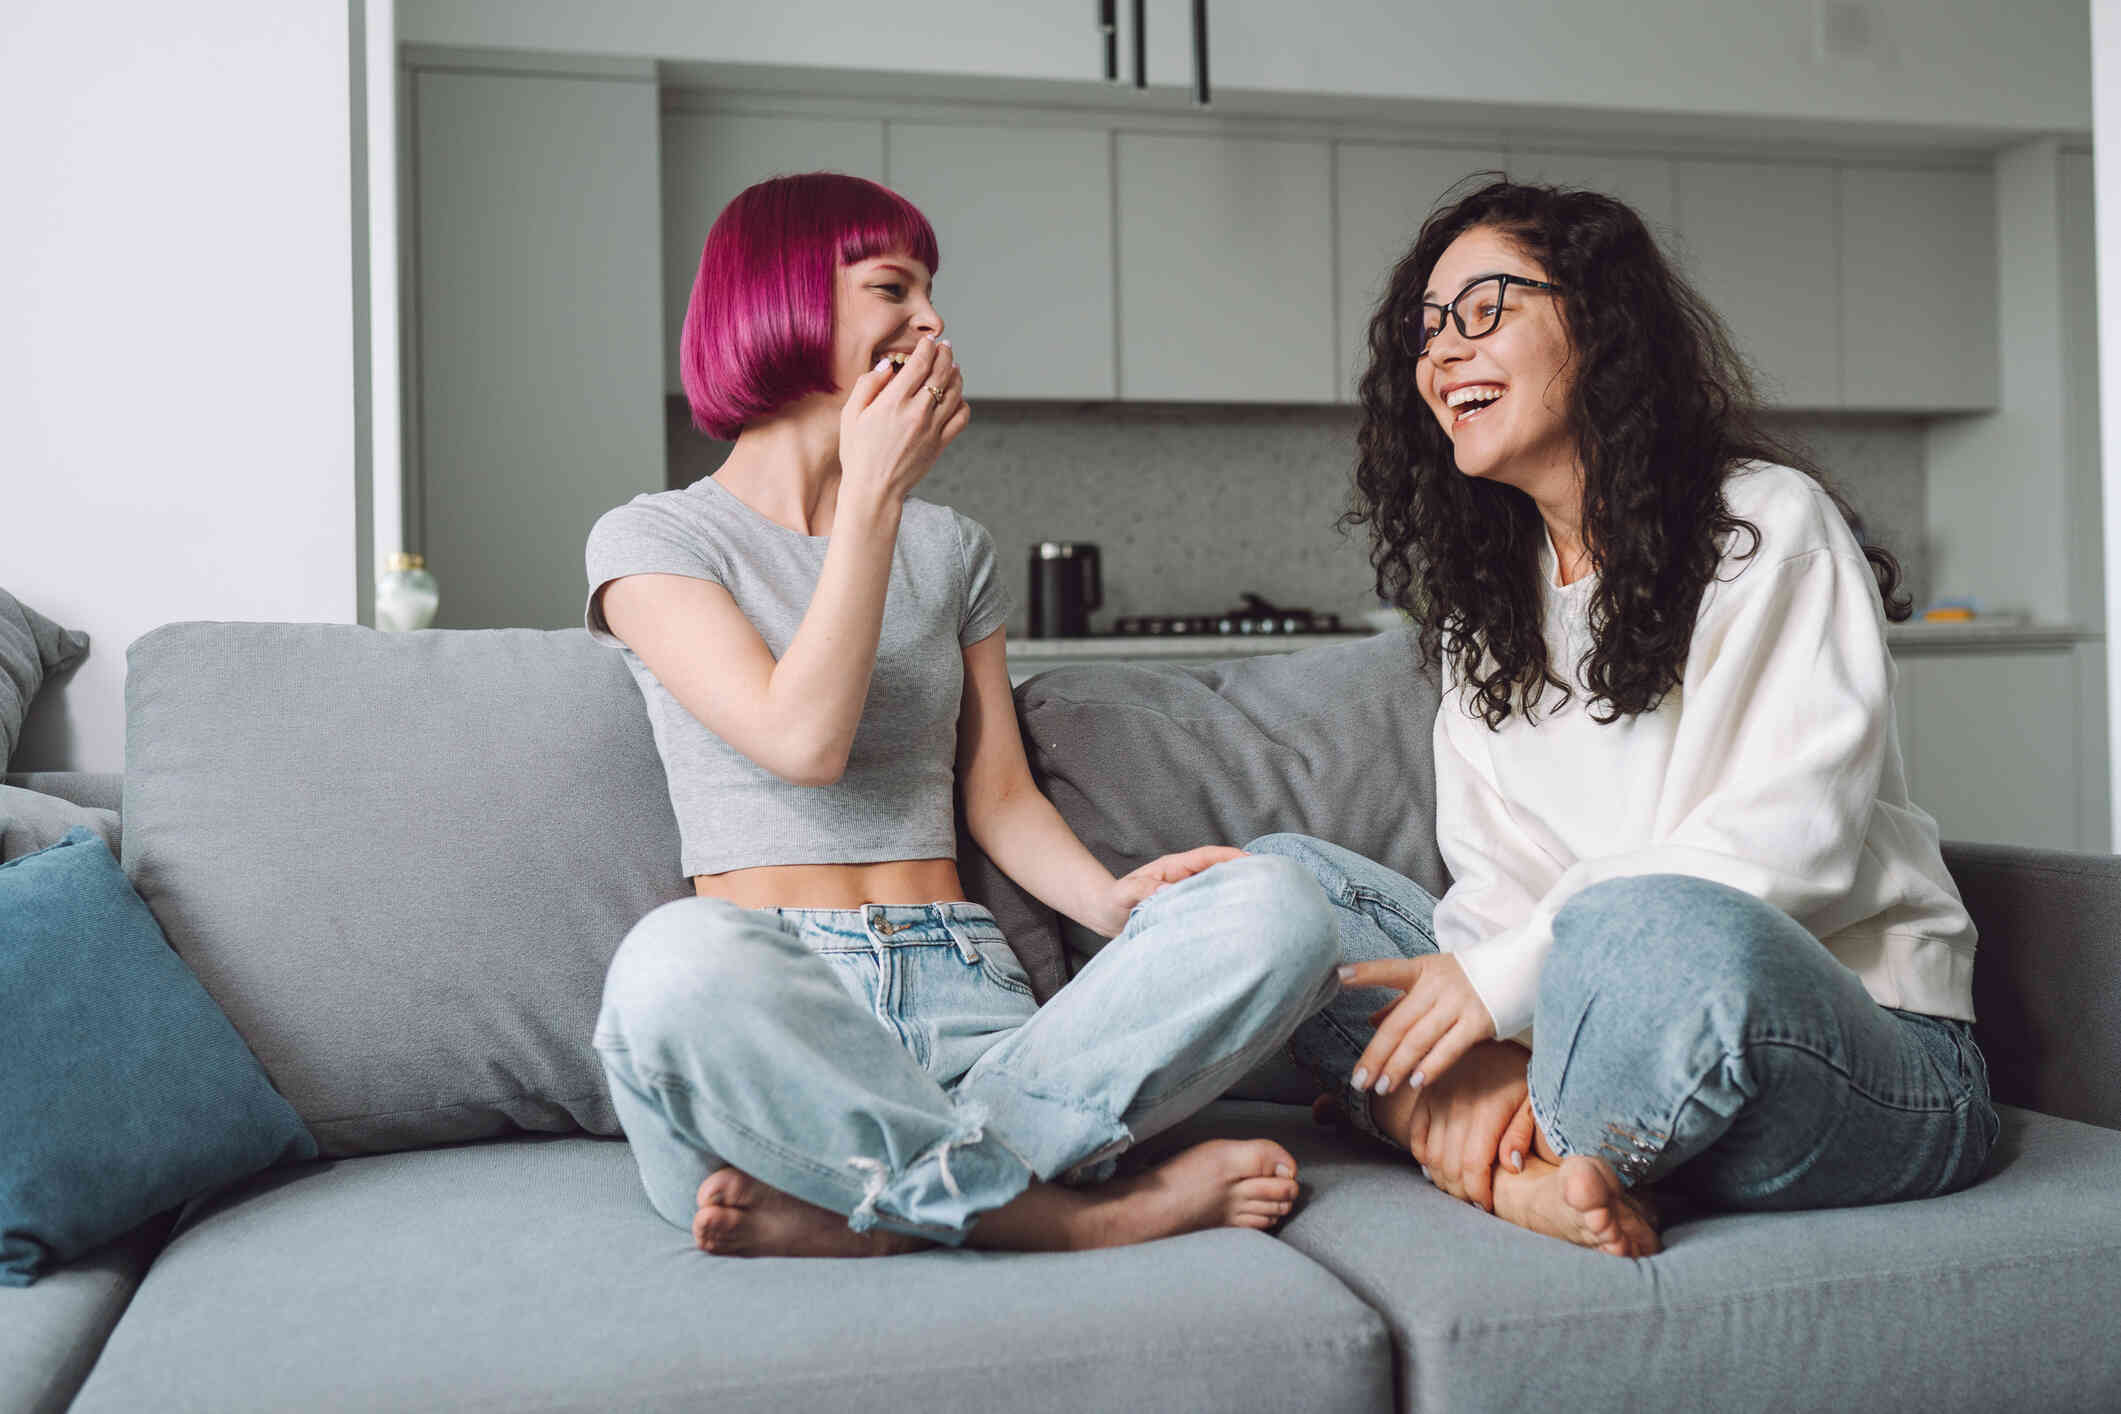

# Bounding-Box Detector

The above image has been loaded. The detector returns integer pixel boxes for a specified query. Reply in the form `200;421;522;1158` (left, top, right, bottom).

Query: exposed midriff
691;858;964;910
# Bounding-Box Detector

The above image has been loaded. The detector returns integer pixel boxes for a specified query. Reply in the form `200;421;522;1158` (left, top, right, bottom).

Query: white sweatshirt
1436;462;1977;1042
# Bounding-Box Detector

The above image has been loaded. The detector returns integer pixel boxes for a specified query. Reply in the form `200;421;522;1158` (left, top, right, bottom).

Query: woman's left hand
1091;846;1247;937
1339;953;1497;1096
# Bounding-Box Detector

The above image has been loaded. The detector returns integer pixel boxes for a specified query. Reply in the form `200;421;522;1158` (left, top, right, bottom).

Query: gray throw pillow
124;624;692;1157
0;590;88;769
0;785;120;863
1000;631;1448;1100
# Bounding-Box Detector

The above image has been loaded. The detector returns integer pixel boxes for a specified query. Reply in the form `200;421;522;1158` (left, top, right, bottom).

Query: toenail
1419;1164;1432;1181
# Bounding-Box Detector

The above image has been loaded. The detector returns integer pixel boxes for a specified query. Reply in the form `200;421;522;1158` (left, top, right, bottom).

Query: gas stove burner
1111;593;1344;638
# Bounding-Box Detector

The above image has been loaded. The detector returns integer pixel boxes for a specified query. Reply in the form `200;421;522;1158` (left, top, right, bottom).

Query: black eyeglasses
1406;274;1564;359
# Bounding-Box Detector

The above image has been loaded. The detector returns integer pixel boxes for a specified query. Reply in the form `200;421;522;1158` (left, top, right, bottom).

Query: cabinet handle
1100;0;1118;81
1191;0;1210;105
1133;0;1147;88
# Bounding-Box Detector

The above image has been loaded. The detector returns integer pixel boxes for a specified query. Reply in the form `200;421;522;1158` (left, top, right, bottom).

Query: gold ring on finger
925;383;947;406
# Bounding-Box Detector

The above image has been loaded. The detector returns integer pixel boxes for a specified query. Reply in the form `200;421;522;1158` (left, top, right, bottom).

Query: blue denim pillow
0;827;316;1285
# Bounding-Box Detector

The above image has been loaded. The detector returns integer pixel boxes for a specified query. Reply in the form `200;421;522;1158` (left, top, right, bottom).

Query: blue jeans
593;854;1340;1244
1250;834;2000;1210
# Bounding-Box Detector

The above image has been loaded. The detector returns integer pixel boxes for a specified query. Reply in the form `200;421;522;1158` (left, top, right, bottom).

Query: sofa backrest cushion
1948;841;2121;1132
1010;630;1448;970
124;624;698;1157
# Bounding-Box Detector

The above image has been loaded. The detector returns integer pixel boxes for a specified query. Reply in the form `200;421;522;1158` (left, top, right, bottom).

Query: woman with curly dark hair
1251;178;1997;1257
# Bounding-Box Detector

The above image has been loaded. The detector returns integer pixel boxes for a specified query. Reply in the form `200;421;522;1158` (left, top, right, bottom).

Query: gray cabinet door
660;113;886;395
1506;150;1677;238
1674;160;1840;408
1838;165;1997;410
1335;143;1505;402
412;68;664;630
1116;133;1335;402
1895;648;2078;849
888;123;1115;399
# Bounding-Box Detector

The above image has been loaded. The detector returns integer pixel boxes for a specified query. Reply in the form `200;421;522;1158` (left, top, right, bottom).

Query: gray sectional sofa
7;622;2121;1413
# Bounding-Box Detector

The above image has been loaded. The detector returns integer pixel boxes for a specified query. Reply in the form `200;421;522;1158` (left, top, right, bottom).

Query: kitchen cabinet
1506;151;1677;239
1673;160;1840;408
887;123;1116;400
410;66;664;630
1116;133;1336;401
402;3;1116;86
1893;641;2081;850
1335;141;1505;400
1838;165;1997;411
660;112;886;395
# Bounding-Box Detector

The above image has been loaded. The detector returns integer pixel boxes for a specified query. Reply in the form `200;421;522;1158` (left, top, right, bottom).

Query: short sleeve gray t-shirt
584;477;1011;878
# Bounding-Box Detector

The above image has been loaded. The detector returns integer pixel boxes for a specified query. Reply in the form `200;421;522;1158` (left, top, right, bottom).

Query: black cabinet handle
1100;0;1118;81
1192;0;1210;105
1133;0;1147;88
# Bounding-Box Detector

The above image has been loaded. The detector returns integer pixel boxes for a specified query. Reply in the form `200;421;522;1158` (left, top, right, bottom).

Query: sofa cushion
0;589;88;771
0;829;315;1286
124;624;697;1157
0;1215;171;1414
70;1134;1392;1414
1141;1100;2121;1414
0;783;119;862
1016;630;1446;970
1008;631;1445;1102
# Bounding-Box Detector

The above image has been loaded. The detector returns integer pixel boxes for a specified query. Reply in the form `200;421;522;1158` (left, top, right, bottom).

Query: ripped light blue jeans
593;854;1340;1244
1251;833;1999;1211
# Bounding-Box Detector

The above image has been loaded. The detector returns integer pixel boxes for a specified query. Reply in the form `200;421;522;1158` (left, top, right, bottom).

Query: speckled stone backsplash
667;399;1929;633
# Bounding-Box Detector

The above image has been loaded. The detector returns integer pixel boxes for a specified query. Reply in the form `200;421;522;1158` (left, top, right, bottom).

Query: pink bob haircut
679;172;941;441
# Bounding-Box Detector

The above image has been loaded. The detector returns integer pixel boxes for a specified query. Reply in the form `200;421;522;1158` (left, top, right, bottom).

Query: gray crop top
584;477;1011;878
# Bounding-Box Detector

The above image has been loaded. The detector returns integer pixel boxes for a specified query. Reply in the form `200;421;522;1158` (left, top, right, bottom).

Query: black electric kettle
1026;542;1103;638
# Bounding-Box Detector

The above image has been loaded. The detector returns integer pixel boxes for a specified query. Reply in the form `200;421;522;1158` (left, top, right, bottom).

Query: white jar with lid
375;552;440;631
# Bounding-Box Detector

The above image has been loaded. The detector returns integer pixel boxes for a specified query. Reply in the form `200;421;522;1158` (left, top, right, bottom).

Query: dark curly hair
1348;176;1910;728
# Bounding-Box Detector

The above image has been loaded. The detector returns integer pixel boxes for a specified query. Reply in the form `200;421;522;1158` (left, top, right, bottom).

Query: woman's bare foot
969;1138;1301;1251
692;1167;933;1258
1492;1154;1662;1257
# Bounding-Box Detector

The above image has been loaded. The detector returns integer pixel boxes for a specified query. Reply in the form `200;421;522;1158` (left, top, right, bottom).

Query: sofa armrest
1946;841;2121;1132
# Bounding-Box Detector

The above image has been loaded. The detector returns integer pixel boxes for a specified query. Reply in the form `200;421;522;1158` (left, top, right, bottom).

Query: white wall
400;0;2091;137
2097;0;2121;844
2;0;359;772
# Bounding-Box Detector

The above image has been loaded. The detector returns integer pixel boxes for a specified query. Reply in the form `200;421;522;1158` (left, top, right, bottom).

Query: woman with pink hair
584;172;1340;1258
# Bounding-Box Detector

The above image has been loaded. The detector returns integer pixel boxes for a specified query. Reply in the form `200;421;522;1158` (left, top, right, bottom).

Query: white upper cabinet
1838;165;1998;411
402;3;1116;84
887;123;1116;400
1116;133;1335;401
659;113;886;395
1673;160;1840;409
1335;143;1505;401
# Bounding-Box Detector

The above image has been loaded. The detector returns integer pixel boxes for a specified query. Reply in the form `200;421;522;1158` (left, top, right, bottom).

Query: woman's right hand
838;334;968;508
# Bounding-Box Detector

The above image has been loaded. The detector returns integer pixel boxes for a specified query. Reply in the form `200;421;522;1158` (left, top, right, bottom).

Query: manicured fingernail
1374;1074;1393;1096
874;357;892;372
1508;1149;1523;1171
1336;965;1356;982
1275;1164;1292;1178
1410;1070;1426;1090
1419;1164;1432;1181
1349;1067;1369;1090
937;337;952;347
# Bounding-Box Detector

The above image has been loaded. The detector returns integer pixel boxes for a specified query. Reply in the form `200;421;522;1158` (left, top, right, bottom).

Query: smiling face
832;253;944;395
1416;226;1579;502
